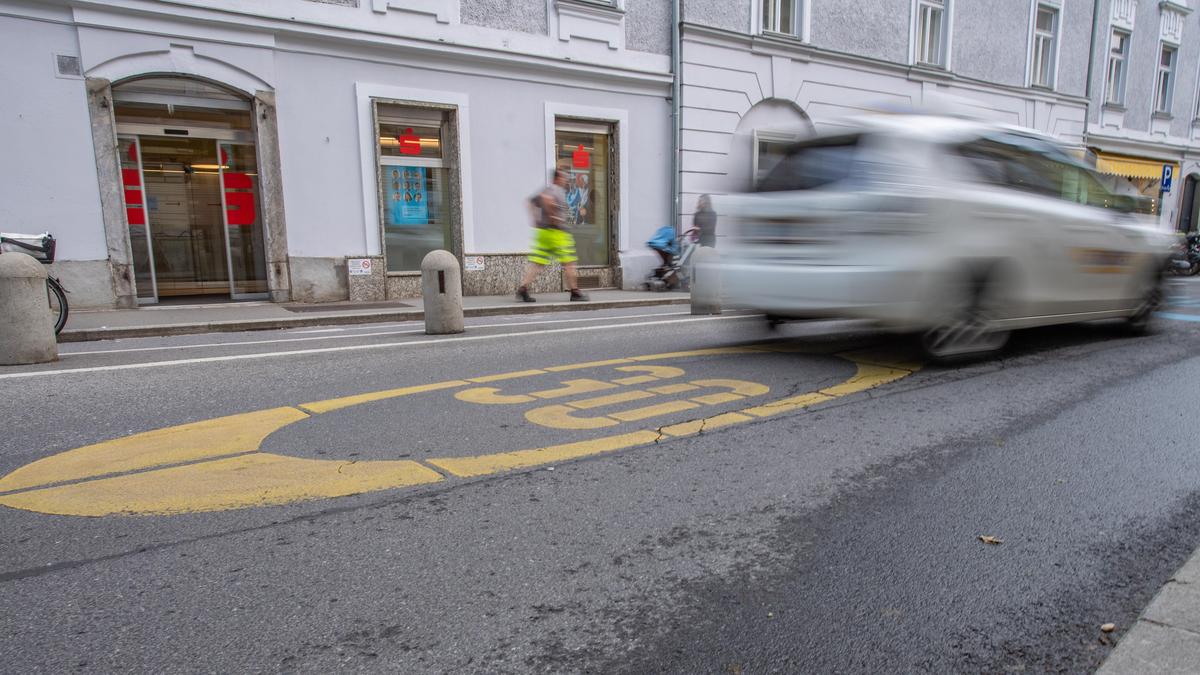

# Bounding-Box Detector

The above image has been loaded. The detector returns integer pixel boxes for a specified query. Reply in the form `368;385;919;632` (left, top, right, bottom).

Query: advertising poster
565;169;590;227
383;166;429;227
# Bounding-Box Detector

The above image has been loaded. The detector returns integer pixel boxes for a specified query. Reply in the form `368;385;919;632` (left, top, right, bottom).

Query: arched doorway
112;77;268;303
729;99;813;192
1178;174;1199;233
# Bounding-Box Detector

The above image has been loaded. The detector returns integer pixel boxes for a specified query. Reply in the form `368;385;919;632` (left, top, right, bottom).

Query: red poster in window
124;189;143;206
126;207;145;226
572;144;590;169
398;128;421;156
127;143;138;163
223;172;252;190
220;147;229;166
121;168;141;187
225;192;255;226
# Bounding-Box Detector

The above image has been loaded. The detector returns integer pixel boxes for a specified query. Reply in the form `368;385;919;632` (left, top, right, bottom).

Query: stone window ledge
1103;102;1127;112
554;0;625;49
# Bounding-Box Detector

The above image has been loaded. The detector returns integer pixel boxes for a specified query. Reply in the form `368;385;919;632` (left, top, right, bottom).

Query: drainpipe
1083;0;1102;146
671;0;682;234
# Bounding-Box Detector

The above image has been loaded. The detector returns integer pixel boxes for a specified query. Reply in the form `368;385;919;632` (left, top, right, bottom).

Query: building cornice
680;22;1089;108
7;0;671;92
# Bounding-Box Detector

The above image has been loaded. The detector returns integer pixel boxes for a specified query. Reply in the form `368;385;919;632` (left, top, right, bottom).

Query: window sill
1153;111;1174;121
1103;102;1127;112
1030;83;1056;92
760;29;803;41
555;0;624;18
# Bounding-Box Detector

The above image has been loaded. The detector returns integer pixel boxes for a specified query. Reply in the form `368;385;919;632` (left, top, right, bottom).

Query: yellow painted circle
0;347;918;517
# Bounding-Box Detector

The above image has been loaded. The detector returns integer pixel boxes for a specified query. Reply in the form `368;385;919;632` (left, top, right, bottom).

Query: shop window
554;119;613;267
1106;29;1130;105
377;103;457;273
1030;4;1059;89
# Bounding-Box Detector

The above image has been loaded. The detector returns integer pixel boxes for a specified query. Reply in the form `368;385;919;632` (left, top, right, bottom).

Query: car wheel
1187;261;1200;277
919;278;1010;362
1124;273;1164;335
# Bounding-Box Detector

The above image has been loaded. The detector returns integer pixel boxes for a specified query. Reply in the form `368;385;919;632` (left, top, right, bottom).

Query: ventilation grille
575;276;603;290
55;55;82;77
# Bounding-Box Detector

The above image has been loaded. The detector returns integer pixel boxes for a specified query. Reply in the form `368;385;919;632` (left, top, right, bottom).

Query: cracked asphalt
2;286;1200;673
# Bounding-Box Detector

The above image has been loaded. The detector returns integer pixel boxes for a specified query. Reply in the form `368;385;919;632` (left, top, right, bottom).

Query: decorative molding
1112;0;1138;30
1160;0;1190;44
371;0;458;24
554;0;625;50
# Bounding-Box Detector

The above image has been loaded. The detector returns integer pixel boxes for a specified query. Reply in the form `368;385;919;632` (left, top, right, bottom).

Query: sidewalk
1097;547;1200;674
59;290;690;343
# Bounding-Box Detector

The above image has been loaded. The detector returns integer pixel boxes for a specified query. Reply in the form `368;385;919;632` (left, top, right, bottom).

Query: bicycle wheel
47;277;68;335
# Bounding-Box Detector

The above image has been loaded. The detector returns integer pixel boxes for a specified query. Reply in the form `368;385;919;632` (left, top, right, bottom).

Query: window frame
372;99;463;274
911;0;951;69
1028;3;1060;89
1155;43;1177;116
1105;28;1131;106
757;0;808;40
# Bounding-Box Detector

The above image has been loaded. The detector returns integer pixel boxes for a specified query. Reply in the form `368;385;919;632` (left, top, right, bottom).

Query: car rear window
756;135;862;192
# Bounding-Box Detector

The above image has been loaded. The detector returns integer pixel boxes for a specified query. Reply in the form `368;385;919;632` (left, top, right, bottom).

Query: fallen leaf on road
1101;623;1116;633
978;535;1003;545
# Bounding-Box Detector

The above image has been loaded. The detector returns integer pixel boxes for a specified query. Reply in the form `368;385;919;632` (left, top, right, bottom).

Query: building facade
1085;0;1200;232
1;0;673;308
678;0;1200;235
3;0;1198;311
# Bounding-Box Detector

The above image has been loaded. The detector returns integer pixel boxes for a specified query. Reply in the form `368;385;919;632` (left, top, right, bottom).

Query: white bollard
421;250;464;335
690;246;721;316
0;252;58;365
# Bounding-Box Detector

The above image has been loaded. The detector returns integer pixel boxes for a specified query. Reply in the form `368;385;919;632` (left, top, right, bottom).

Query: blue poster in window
383;166;429;227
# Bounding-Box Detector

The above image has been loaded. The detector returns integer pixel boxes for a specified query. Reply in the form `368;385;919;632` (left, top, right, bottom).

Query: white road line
61;311;693;356
8;315;753;379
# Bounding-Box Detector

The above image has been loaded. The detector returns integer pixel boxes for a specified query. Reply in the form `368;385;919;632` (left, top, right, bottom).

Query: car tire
918;275;1010;362
1124;272;1164;335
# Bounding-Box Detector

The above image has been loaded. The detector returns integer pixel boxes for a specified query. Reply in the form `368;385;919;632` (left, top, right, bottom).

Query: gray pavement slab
1098;622;1200;675
61;290;690;342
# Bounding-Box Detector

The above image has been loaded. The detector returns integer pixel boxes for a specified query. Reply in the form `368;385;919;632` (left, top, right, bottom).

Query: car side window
957;136;1073;200
757;135;861;192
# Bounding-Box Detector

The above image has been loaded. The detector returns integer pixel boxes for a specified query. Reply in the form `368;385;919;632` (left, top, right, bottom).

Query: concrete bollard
690;246;721;316
0;252;58;365
421;250;464;335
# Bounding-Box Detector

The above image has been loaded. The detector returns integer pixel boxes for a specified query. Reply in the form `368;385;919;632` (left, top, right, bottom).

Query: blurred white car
714;114;1175;359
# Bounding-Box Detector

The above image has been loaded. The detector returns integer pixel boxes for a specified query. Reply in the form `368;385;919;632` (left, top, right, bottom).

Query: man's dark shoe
569;289;589;302
516;286;535;302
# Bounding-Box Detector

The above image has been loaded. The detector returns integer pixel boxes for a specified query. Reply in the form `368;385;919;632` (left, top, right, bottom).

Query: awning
1092;152;1178;181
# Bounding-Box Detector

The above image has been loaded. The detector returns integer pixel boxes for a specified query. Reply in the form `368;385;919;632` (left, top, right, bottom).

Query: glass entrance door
121;136;268;302
218;143;269;297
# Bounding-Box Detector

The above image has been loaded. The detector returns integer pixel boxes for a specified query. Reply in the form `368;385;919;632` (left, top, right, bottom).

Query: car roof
812;113;1060;147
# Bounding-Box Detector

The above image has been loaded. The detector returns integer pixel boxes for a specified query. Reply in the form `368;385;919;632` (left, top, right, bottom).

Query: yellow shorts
528;227;577;265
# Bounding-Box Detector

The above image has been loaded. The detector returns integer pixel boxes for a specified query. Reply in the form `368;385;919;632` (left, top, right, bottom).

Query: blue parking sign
1162;165;1173;193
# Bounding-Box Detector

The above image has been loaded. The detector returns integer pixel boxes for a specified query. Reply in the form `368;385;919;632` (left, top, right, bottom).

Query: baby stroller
644;225;700;292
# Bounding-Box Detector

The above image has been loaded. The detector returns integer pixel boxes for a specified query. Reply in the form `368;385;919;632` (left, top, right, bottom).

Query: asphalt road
2;281;1200;673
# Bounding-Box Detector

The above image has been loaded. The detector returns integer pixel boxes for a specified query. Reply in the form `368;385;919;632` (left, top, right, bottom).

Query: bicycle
0;232;68;335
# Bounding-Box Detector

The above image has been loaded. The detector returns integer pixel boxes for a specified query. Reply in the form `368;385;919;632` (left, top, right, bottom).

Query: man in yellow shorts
516;168;588;302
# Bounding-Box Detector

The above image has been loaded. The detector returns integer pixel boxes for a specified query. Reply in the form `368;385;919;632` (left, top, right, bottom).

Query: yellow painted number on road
0;346;919;517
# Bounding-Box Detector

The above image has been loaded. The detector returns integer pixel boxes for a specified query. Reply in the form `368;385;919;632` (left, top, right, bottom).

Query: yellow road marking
0;407;308;493
609;400;700;422
427;431;662;478
0;345;921;516
525;405;620;430
468;370;547;383
610;365;686;386
648;383;701;395
691;379;771;397
544;358;634;372
455;388;536;405
301;380;470;414
690;392;744;406
530;379;618;399
0;454;442;517
565;390;656;410
660;412;754;437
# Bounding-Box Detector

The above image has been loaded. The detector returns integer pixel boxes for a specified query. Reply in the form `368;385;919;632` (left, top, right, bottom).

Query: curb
58;297;692;343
